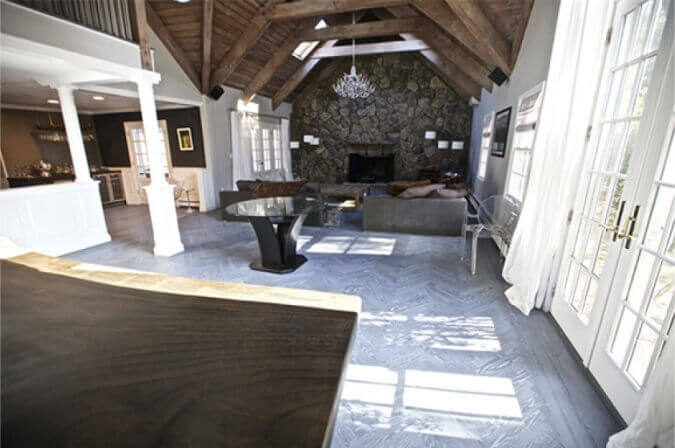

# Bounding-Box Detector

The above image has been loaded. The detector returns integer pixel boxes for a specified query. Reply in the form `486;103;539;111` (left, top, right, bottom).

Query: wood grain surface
1;258;359;447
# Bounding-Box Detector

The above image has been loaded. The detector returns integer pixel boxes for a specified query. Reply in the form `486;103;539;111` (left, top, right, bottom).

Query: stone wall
291;53;472;183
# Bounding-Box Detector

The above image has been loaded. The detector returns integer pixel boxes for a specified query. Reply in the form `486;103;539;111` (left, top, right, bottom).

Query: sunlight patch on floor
302;235;396;255
340;363;523;440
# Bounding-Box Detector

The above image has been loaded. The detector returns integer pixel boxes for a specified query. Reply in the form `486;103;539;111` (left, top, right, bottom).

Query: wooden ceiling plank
209;1;283;91
146;2;201;90
266;0;408;20
442;0;511;73
411;0;511;76
310;40;429;58
509;0;534;68
242;18;317;104
299;17;424;41
380;7;492;92
201;0;215;93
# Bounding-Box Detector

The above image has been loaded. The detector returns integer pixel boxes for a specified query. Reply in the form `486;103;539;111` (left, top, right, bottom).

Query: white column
137;79;184;257
57;86;92;183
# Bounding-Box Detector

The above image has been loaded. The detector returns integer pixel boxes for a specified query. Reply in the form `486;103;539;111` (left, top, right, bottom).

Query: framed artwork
491;107;512;158
176;127;194;151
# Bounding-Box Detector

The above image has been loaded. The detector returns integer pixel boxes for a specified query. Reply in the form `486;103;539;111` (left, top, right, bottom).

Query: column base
143;183;185;257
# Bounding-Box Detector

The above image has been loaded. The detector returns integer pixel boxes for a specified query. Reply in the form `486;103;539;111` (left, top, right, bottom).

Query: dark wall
94;107;205;168
0;108;101;176
291;53;472;183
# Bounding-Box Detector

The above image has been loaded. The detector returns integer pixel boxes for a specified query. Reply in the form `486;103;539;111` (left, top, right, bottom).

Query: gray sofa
363;195;467;237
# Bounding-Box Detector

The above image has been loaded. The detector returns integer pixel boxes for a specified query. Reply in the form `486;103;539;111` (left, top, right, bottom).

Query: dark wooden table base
249;214;307;274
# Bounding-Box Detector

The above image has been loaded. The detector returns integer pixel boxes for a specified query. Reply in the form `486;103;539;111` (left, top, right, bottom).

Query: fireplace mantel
348;143;395;157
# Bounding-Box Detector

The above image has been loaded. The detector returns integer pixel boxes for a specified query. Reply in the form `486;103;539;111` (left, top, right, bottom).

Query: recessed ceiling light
92;95;105;101
47;99;59;104
173;0;191;3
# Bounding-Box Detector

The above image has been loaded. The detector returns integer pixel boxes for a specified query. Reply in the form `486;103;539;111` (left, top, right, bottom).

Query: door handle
611;200;626;242
624;205;640;249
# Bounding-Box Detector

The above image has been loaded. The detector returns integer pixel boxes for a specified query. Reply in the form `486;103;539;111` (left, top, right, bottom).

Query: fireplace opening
347;143;395;183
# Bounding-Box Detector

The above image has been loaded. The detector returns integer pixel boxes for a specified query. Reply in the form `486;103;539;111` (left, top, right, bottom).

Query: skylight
292;19;328;60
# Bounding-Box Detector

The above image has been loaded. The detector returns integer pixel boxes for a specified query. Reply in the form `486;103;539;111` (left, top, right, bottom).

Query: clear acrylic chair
467;195;521;275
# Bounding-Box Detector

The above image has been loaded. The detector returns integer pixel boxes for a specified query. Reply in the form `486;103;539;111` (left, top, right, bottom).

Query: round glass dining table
225;196;318;273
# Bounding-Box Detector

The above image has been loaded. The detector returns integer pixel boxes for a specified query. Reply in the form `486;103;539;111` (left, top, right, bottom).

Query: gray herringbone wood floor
68;206;621;448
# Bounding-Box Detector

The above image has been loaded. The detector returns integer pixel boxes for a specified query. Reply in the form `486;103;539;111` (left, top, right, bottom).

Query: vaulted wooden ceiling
145;0;535;109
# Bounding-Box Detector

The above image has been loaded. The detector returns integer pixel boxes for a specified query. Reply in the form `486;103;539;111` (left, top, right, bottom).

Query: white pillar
57;86;92;183
137;79;184;257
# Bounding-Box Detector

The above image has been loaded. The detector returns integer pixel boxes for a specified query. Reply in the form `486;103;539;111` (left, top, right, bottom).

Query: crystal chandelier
333;14;375;99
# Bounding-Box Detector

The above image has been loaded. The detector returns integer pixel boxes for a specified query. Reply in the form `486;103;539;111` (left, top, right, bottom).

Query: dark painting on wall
491;107;511;158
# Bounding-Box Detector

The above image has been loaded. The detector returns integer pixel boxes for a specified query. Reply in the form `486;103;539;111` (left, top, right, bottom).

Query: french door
123;120;172;204
551;0;673;421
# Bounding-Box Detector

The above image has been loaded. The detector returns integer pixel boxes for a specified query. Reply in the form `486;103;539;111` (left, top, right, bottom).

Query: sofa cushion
252;180;308;198
388;179;431;196
399;183;445;198
236;180;261;192
429;188;468;199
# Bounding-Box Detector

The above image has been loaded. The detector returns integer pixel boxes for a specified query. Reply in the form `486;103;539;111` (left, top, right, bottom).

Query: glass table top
225;196;318;218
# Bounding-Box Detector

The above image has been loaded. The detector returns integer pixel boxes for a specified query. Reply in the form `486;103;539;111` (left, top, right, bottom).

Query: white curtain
607;340;674;447
230;110;254;187
502;0;611;315
281;118;293;180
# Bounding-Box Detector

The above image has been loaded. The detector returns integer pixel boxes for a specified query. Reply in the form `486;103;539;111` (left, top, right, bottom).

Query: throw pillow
399;183;445;198
388;179;431;196
429;188;468;199
252;180;308;198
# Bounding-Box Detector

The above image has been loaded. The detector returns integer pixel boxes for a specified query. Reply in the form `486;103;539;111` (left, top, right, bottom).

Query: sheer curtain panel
502;0;612;314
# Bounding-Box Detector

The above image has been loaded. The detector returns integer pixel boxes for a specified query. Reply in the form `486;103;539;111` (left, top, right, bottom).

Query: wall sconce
303;135;313;143
437;140;449;150
290;141;300;149
451;141;465;150
424;131;437;140
311;137;320;145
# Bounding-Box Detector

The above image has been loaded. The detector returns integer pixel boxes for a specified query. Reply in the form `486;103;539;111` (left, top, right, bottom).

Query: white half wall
467;0;561;200
0;182;111;256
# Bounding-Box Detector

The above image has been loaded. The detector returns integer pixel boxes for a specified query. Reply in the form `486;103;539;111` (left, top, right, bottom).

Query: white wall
202;87;292;205
468;0;560;200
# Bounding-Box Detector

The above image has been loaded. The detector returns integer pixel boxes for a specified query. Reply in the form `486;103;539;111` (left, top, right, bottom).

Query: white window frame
504;81;546;204
477;111;494;181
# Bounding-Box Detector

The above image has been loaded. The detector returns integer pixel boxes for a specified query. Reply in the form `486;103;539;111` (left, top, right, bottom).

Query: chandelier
333;14;375;99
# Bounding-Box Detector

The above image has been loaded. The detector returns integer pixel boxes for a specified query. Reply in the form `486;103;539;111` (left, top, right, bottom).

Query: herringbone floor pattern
68;206;621;447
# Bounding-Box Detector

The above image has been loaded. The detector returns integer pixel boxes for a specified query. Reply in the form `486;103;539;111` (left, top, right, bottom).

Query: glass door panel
551;0;671;379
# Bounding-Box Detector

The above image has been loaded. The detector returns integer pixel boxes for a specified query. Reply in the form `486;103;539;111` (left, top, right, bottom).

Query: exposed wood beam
381;7;492;92
270;12;369;110
266;0;408;20
299;17;423;41
510;0;534;68
293;59;343;107
417;54;469;100
272;40;338;111
145;3;201;91
242;18;317;104
442;0;511;74
419;49;480;99
129;0;152;70
310;40;428;58
201;0;214;93
411;0;511;76
209;1;281;91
